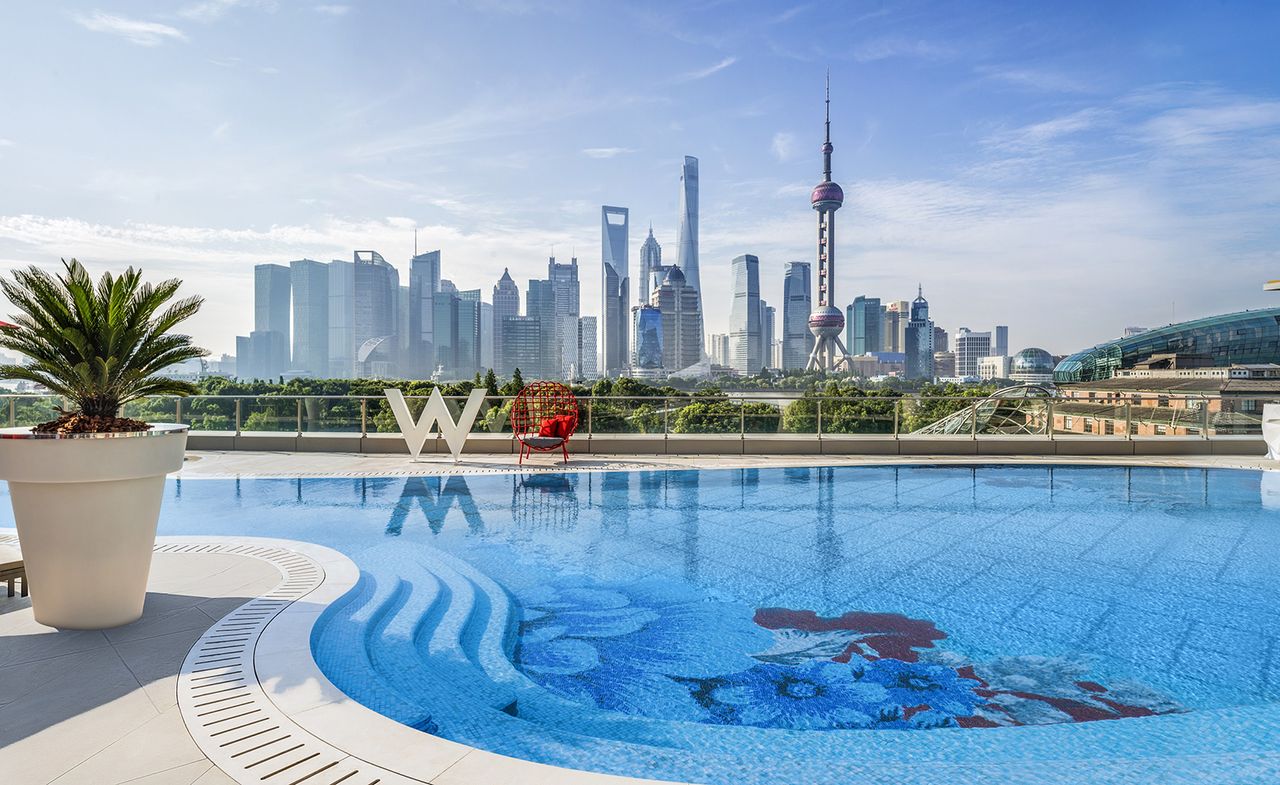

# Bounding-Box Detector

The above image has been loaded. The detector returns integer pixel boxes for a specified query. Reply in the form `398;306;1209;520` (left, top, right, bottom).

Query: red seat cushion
538;417;558;437
556;414;576;438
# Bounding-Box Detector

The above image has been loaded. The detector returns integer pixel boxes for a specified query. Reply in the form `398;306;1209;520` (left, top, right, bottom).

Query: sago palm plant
0;259;206;430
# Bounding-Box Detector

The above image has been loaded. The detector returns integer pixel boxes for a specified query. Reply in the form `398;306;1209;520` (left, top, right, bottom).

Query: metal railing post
296;398;304;435
893;399;900;438
175;397;181;425
817;399;823;439
663;397;670;436
1125;401;1134;440
360;398;368;437
8;398;14;427
740;401;746;439
971;401;978;440
1202;394;1211;439
587;397;593;437
1045;400;1053;438
234;399;242;436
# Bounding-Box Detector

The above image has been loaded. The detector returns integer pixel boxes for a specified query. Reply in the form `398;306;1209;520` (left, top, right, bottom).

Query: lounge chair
0;544;26;598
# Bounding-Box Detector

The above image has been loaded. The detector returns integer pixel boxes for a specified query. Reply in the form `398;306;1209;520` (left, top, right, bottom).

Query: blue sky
1;1;1279;357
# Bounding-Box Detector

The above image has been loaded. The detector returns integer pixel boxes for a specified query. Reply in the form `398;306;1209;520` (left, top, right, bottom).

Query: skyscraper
352;251;399;377
408;251;441;378
632;304;663;379
883;300;909;353
730;254;762;374
526;277;558;379
954;328;993;377
327;259;354;377
847;295;881;355
933;325;949;353
805;75;852;372
676;156;700;299
761;302;776;372
651;266;702;373
548;256;580;379
251;263;291;379
782;261;813;370
638;225;662;303
577;316;598;379
289;259;327;377
455;289;481;378
601;205;630;376
904;286;935;380
995;325;1009;357
500;316;542;379
492;268;519;374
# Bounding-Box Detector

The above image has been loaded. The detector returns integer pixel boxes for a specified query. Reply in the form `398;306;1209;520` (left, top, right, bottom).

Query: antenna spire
821;69;833;182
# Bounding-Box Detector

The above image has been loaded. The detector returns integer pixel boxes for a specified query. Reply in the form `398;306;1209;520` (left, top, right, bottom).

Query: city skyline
2;2;1280;357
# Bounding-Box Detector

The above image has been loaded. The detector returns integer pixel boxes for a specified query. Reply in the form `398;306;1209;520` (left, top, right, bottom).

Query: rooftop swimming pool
23;465;1280;783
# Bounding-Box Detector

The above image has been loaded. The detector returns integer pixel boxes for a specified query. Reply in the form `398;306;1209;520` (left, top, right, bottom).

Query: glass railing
3;392;1277;439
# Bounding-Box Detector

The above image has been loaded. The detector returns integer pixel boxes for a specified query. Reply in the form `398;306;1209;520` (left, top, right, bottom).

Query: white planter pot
0;424;188;629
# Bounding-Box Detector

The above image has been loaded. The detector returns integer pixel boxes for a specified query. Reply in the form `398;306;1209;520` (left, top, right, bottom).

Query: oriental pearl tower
805;72;853;372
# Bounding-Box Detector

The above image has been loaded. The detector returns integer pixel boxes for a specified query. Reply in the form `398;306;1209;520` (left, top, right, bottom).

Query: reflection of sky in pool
11;465;1280;783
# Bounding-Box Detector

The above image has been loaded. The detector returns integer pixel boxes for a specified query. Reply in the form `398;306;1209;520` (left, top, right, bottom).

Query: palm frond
0;259;208;417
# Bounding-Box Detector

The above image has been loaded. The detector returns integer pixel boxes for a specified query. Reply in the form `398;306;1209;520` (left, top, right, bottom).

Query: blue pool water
11;465;1280;783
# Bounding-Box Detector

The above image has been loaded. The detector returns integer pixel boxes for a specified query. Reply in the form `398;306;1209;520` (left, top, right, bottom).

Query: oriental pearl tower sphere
805;72;853;372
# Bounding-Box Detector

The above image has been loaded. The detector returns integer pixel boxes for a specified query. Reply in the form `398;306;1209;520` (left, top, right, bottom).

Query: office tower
639;225;662;303
235;335;250;378
651;267;702;373
934;351;956;377
994;325;1009;357
500;316;542;379
408;251;441;378
760;301;775;371
601;206;630;376
526;278;557;379
847;296;881;355
397;285;411;371
904;286;935;380
707;332;727;365
577;316;598;379
327;259;355;377
250;263;291;378
806;76;852;371
782;261;813;370
954;327;993;377
730;254;762;374
290;259;328;377
676;156;701;299
548;256;580;379
352;251;399;377
632;304;664;379
933;325;948;353
439;279;458;294
492;268;519;373
432;290;459;377
480;302;493;372
455;289;481;378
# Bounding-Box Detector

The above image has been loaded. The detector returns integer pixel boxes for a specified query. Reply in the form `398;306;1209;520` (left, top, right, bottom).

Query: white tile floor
0;551;280;785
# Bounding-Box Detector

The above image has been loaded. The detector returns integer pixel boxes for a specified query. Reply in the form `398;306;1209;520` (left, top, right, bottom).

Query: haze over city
2;0;1279;357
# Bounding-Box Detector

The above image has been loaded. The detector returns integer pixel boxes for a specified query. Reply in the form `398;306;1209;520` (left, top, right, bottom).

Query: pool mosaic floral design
515;576;1184;731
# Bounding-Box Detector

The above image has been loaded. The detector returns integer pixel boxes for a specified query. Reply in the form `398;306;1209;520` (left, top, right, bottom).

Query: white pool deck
2;450;1278;785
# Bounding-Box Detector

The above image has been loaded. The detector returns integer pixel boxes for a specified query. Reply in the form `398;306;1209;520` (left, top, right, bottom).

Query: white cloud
581;147;635;159
180;0;277;23
985;108;1107;151
314;4;351;15
770;132;797;162
71;12;187;47
0;139;14;147
677;56;737;82
976;65;1091;94
851;37;950;63
1143;100;1280;147
211;121;232;140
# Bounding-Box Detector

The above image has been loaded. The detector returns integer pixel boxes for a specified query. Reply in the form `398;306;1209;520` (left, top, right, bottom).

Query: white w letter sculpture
384;388;487;463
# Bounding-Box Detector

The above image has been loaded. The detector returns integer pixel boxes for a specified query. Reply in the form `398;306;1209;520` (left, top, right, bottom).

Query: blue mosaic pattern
3;465;1277;783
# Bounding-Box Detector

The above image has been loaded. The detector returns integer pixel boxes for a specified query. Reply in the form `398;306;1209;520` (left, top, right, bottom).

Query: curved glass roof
1053;308;1280;383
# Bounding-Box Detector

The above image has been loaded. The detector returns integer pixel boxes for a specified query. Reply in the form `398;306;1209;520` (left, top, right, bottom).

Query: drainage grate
172;542;422;785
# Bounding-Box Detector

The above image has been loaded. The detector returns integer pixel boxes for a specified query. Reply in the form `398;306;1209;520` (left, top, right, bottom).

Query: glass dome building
1010;348;1055;383
1053;308;1280;383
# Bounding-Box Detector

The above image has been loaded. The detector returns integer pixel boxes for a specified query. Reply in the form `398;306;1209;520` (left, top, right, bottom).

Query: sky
1;0;1279;358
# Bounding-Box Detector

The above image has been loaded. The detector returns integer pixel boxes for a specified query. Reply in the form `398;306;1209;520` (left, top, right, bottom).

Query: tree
0;259;206;431
512;367;524;390
483;368;499;397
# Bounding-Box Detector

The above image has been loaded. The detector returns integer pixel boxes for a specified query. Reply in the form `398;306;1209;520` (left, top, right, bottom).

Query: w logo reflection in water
386;476;484;536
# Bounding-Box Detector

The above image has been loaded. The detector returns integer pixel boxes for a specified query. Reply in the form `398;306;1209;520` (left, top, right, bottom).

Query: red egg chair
511;381;579;464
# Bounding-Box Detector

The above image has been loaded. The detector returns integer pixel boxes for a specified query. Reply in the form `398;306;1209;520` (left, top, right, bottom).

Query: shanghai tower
805;74;853;372
676;156;700;309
